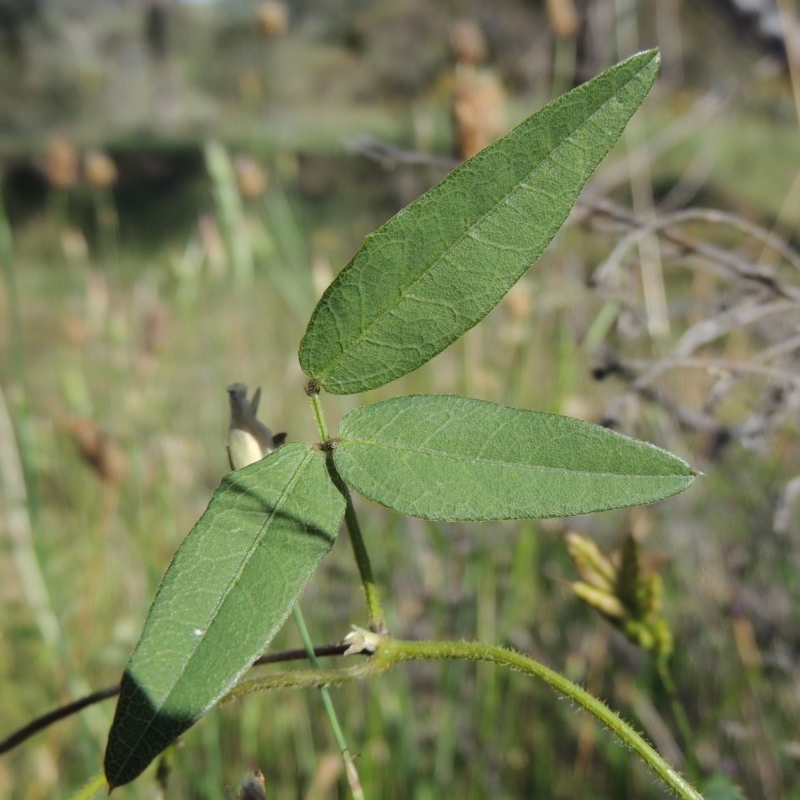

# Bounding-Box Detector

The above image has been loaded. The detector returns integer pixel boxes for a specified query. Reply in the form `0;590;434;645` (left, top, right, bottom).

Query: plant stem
291;605;364;799
231;638;705;800
0;199;63;651
307;387;329;441
0;192;40;517
343;488;386;633
658;659;699;780
67;770;105;800
205;141;253;289
381;640;705;800
306;386;385;633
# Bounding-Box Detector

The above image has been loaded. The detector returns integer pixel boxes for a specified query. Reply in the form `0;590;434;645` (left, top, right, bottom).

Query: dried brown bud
453;66;506;160
546;0;579;40
44;133;79;188
449;18;487;65
239;769;268;800
84;149;118;189
256;1;288;38
70;418;127;485
234;155;268;199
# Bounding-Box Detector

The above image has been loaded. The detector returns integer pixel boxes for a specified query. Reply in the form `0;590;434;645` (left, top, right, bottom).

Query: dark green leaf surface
334;396;694;521
104;443;345;787
299;50;660;394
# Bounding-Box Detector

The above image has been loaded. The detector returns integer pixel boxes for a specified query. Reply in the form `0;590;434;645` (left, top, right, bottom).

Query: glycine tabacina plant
103;50;700;797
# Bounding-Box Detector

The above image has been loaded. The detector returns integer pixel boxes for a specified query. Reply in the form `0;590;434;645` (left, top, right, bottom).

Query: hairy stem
231;637;705;800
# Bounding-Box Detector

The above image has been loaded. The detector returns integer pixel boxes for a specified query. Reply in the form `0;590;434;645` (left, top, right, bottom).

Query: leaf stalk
343;488;386;634
307;387;386;633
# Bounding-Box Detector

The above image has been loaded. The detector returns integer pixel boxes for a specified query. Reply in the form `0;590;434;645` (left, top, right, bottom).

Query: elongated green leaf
334;396;694;521
299;50;660;394
104;443;345;788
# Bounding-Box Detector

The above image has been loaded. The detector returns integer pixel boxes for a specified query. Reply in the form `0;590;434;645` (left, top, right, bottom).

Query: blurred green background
2;1;800;798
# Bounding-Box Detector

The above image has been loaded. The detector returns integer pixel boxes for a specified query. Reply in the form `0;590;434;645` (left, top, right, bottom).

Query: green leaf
333;395;694;521
104;443;345;788
299;49;660;394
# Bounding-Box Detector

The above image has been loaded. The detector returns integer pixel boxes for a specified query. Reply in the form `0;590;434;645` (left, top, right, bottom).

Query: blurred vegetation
1;1;800;799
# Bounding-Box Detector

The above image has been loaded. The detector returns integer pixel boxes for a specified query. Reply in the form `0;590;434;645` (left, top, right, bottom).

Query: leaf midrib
339;438;685;479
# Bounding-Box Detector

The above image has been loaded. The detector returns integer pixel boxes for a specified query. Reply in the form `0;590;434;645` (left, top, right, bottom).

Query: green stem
384;640;705;800
551;30;577;99
0;192;39;517
92;188;120;267
343;488;386;633
0;199;65;652
307;387;329;441
306;385;385;633
291;605;364;799
657;659;699;780
231;638;705;800
66;770;105;800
